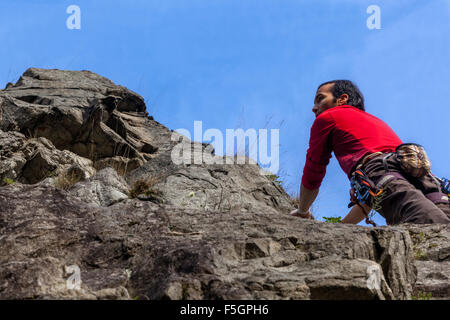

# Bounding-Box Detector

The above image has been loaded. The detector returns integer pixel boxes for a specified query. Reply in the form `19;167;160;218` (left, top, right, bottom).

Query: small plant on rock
129;176;161;199
323;216;343;223
413;248;428;260
112;163;128;177
267;174;282;186
411;291;432;300
2;177;15;185
54;170;82;190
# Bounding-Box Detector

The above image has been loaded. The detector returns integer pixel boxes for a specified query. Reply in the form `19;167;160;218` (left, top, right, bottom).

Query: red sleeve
301;112;335;190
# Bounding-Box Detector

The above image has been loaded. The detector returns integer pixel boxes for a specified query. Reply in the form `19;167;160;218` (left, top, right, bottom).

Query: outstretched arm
290;183;319;218
299;183;319;212
342;203;371;224
294;112;335;218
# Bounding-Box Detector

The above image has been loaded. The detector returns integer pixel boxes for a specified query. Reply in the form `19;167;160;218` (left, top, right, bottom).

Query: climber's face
312;83;348;118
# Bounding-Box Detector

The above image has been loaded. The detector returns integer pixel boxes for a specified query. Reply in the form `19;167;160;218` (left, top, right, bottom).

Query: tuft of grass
2;177;15;185
291;195;300;208
267;174;282;186
411;291;432;300
47;170;57;178
93;155;136;177
410;231;430;260
129;176;161;199
113;163;128;176
418;232;426;242
323;216;343;223
54;170;82;190
414;248;428;260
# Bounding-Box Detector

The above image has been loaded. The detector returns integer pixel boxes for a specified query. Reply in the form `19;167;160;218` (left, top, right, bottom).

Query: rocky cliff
0;68;448;300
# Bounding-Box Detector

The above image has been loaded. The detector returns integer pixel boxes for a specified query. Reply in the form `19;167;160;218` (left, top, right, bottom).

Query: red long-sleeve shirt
301;105;403;190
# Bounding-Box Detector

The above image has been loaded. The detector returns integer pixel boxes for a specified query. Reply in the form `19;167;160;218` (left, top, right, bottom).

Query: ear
337;93;349;106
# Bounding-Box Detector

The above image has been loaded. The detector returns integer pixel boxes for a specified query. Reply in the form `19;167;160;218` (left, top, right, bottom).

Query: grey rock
126;144;294;215
69;167;130;207
0;183;417;300
0;68;172;175
1;68;294;215
403;224;450;299
0;129;95;185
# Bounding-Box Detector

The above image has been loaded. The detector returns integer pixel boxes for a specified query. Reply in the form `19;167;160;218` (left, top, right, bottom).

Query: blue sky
1;0;449;226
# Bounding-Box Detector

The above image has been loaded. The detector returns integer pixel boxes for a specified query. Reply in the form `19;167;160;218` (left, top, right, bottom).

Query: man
291;80;450;225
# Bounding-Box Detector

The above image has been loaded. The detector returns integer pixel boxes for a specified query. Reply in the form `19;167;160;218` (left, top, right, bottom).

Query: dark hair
318;80;365;111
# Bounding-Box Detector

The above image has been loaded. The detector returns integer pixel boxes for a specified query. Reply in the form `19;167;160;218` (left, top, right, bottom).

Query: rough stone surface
0;68;171;174
403;224;450;299
69;167;130;207
0;68;292;215
0;129;95;185
0;68;446;300
0;183;416;300
126;150;294;214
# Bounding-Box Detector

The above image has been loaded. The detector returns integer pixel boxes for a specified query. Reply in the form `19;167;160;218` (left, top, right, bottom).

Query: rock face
0;183;416;300
0;68;446;300
0;68;162;174
0;67;292;215
404;224;450;300
0;129;95;185
69;167;130;207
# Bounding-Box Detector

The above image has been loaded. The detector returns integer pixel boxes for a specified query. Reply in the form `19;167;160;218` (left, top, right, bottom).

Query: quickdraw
438;177;450;196
350;170;383;204
430;175;450;197
348;169;384;227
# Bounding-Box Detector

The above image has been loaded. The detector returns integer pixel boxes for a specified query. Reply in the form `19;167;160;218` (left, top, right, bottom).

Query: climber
290;80;450;225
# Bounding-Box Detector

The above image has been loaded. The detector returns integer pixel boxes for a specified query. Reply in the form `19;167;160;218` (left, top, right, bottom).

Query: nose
312;105;318;114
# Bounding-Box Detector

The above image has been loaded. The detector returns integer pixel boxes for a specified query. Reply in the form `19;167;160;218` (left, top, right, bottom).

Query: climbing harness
436;177;450;196
348;147;449;226
429;176;450;204
349;169;383;205
348;168;383;227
